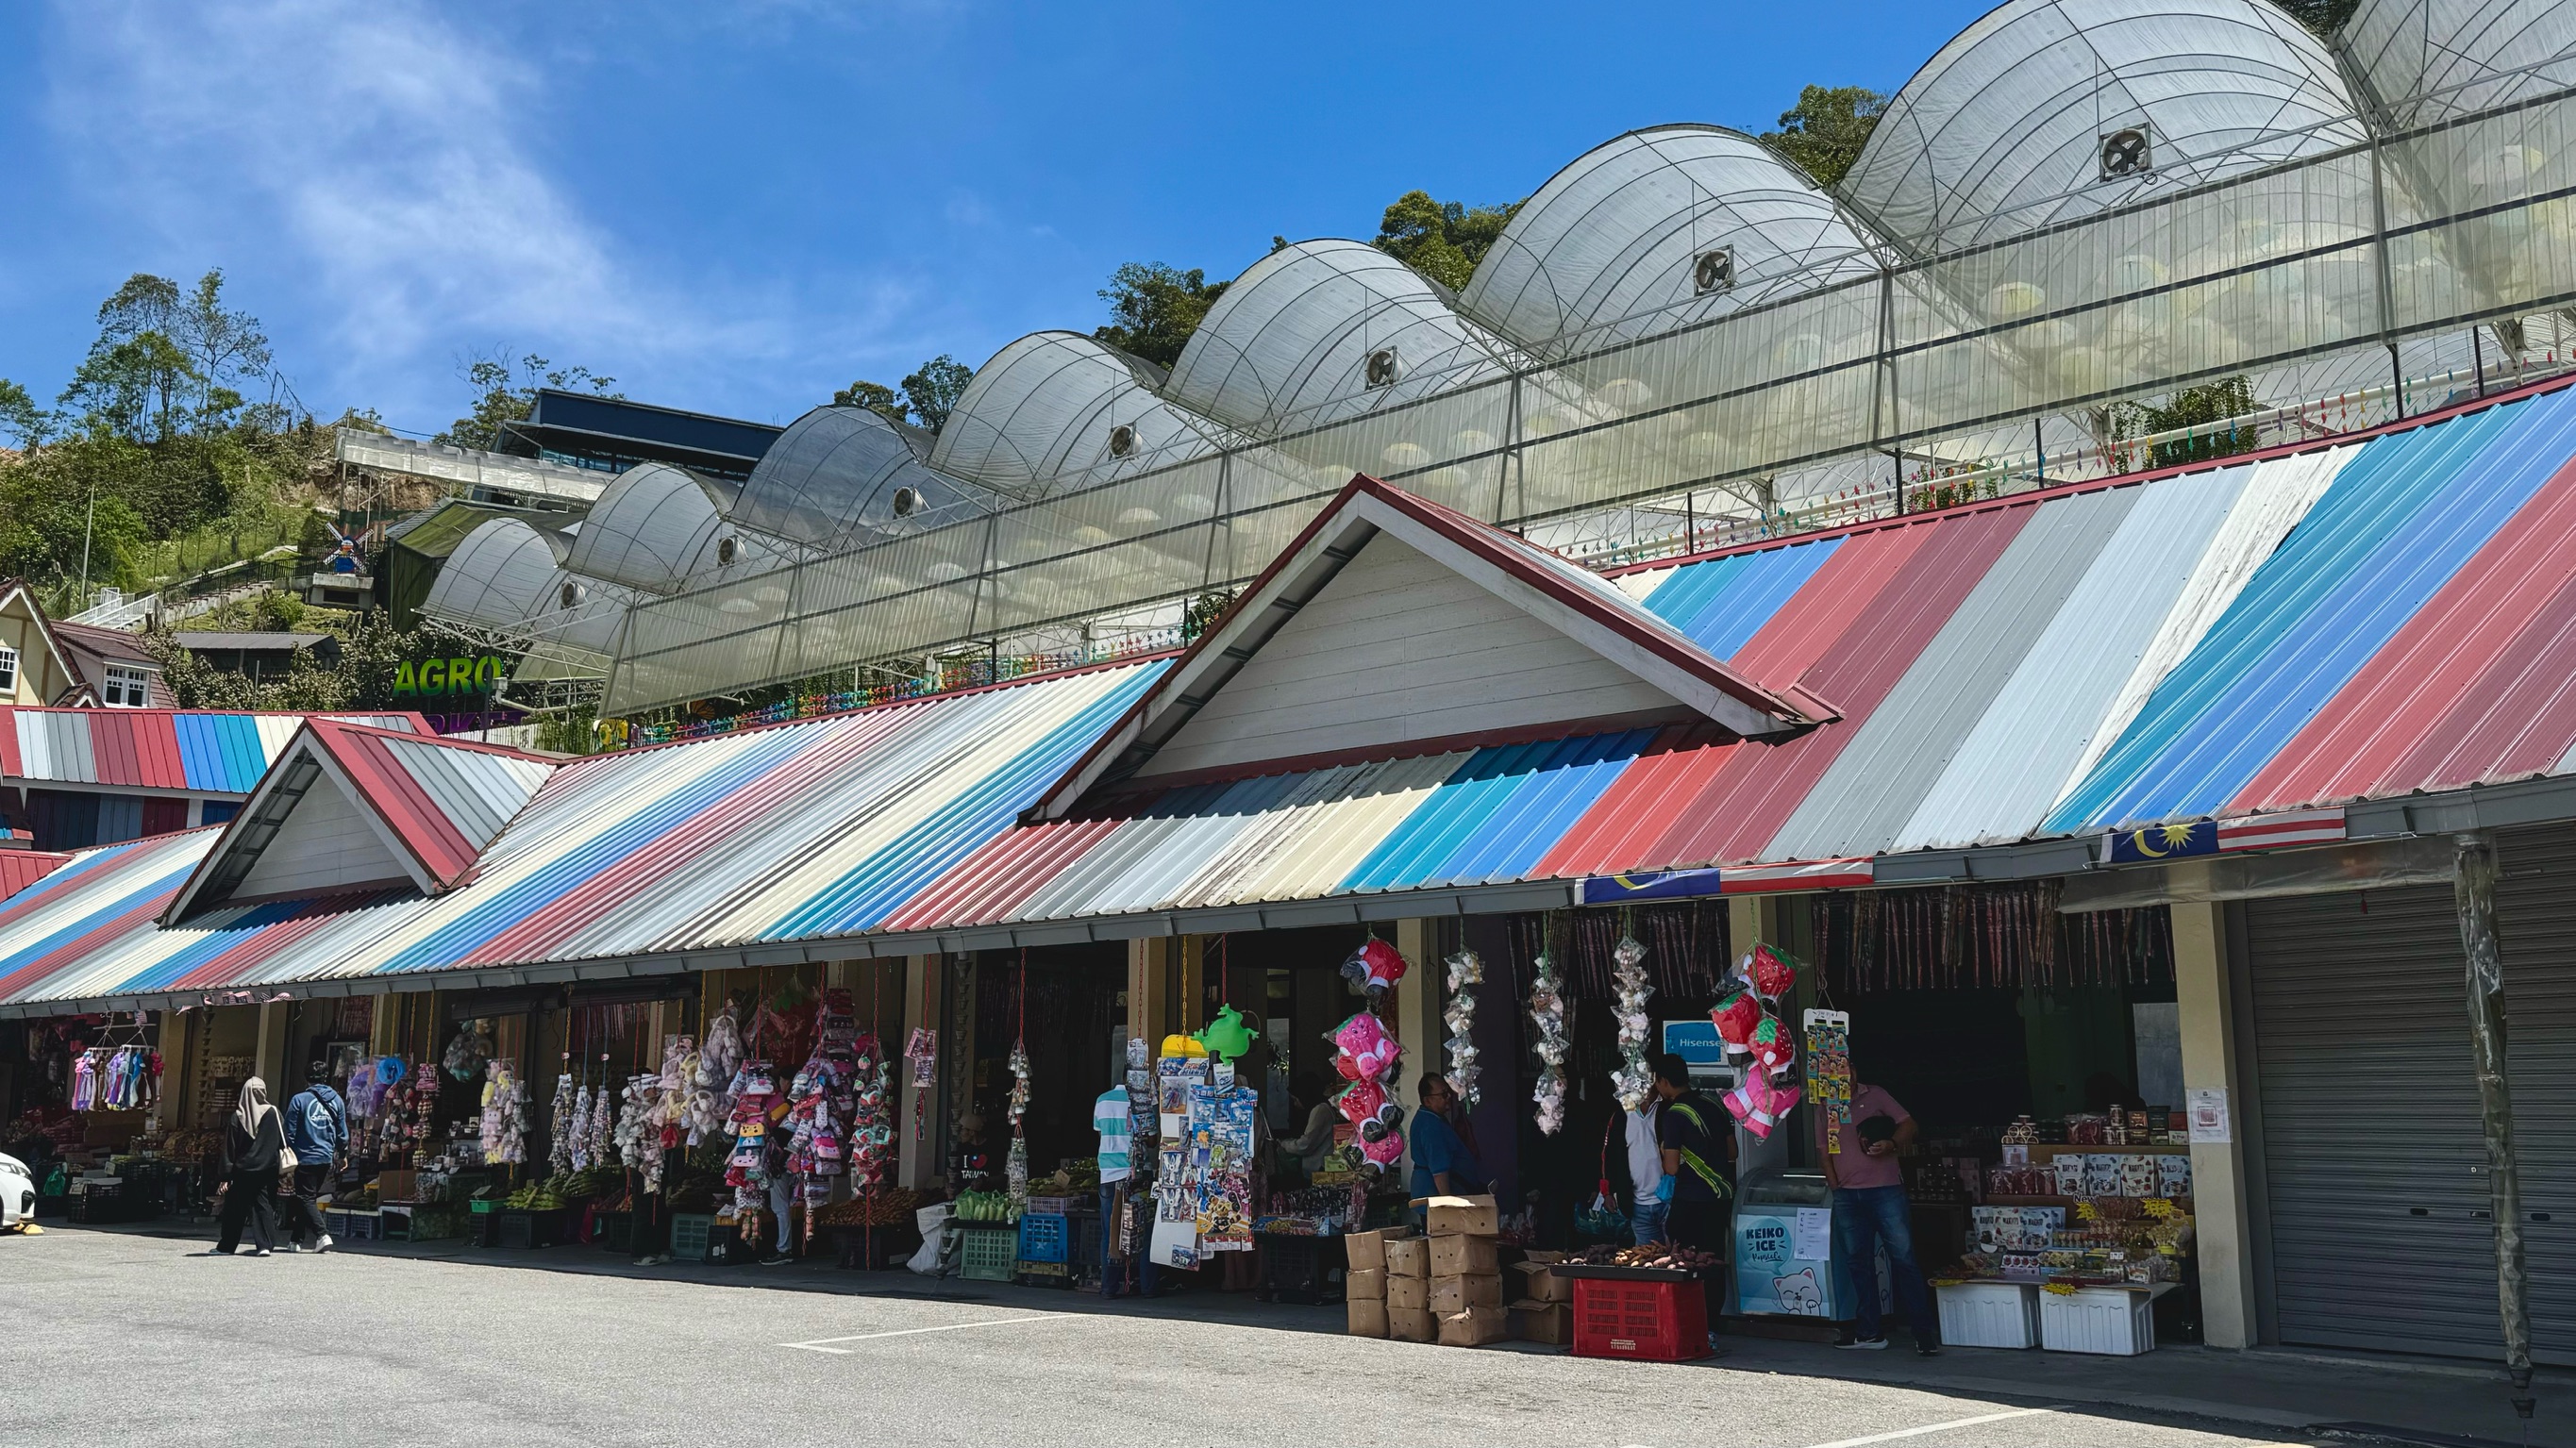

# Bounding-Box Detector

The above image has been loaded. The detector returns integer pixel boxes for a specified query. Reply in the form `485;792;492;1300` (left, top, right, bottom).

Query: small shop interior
2;881;2193;1351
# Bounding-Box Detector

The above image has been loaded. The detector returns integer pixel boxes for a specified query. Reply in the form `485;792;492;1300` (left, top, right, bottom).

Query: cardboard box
1508;1259;1571;1303
1510;1299;1573;1345
1343;1225;1414;1273
1415;1193;1499;1237
1430;1272;1503;1314
1347;1297;1390;1338
1519;1248;1566;1264
1437;1304;1510;1347
1389;1306;1437;1343
1386;1273;1428;1311
1383;1236;1429;1279
1429;1233;1498;1276
1346;1267;1386;1301
376;1169;419;1204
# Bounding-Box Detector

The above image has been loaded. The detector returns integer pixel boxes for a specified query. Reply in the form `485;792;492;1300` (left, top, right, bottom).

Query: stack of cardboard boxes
1345;1195;1514;1347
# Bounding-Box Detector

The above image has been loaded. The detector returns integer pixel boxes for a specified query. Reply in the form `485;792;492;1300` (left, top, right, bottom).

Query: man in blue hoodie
284;1061;348;1253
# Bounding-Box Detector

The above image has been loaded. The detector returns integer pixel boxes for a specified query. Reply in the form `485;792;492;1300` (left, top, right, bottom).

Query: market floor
0;1225;2519;1448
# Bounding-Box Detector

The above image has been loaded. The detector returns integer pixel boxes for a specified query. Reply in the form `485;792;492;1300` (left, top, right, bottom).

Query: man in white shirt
1627;1101;1668;1245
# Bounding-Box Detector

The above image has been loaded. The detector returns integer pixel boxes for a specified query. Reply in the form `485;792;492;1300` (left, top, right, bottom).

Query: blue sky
0;1;1990;436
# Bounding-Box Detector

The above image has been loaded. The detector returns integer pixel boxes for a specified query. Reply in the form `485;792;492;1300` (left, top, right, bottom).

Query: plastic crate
1938;1282;2039;1349
1016;1211;1069;1264
1026;1194;1078;1216
1256;1232;1344;1306
959;1222;1018;1281
470;1207;503;1248
832;1224;916;1270
69;1181;125;1224
497;1209;569;1249
343;1209;384;1241
1572;1275;1712;1361
671;1213;716;1263
593;1210;635;1254
2038;1286;2155;1356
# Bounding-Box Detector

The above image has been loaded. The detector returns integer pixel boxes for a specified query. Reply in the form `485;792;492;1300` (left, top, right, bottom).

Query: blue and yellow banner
2102;820;2217;865
1581;867;1727;904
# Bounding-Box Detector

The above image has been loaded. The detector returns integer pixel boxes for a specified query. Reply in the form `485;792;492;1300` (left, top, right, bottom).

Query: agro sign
394;656;509;698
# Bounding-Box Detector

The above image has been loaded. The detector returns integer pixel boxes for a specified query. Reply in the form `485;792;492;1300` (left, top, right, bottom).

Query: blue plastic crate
1016;1211;1069;1265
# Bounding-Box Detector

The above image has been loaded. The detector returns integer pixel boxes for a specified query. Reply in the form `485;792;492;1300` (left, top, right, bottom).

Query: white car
0;1153;34;1229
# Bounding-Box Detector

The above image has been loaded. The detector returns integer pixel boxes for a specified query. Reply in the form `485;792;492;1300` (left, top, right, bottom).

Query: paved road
4;1227;2335;1448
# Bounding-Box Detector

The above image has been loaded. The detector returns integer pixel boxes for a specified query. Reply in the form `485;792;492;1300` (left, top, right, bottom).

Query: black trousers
1668;1195;1732;1328
215;1170;278;1253
288;1163;331;1244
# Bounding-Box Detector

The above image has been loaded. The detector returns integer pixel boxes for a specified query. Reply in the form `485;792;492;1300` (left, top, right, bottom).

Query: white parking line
781;1314;1071;1353
1799;1406;2061;1448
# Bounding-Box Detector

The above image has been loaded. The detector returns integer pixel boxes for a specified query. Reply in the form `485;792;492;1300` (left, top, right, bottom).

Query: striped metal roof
15;381;2576;1010
0;708;430;795
0;661;1162;1009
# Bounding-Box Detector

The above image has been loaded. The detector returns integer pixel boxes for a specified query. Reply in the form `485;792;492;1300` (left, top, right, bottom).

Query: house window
0;645;17;696
102;664;152;707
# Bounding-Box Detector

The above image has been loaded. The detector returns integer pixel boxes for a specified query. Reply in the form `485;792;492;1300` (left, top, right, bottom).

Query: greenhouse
413;0;2576;718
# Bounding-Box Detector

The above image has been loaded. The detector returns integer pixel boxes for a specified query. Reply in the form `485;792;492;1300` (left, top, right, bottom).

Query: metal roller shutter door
2494;823;2576;1364
2245;884;2502;1359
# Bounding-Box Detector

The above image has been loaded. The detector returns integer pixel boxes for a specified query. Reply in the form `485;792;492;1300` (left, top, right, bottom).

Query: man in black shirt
1652;1053;1734;1349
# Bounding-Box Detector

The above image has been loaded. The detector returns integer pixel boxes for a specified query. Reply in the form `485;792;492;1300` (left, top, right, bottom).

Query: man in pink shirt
1819;1076;1939;1355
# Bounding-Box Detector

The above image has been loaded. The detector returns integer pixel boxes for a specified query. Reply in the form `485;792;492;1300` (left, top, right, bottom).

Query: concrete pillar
898;954;940;1191
1728;894;1785;960
1179;935;1207;1033
1392;920;1439;1189
253;1001;292;1092
1127;938;1173;1048
155;1009;191;1136
2169;875;2258;1350
367;992;402;1057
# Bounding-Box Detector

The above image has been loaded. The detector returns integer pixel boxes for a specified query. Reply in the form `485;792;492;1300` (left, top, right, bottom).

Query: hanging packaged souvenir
1610;935;1654;1111
1529;950;1568;1135
1443;949;1482;1109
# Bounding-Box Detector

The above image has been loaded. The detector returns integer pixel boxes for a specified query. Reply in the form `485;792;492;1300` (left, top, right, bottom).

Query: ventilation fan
1693;247;1736;295
891;486;925;518
559;581;580;609
1364;347;1400;389
1108;423;1137;458
716;537;738;565
2099;126;2152;180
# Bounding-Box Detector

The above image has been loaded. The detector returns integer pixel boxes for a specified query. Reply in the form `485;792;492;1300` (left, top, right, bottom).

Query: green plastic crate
671;1213;715;1262
959;1222;1017;1281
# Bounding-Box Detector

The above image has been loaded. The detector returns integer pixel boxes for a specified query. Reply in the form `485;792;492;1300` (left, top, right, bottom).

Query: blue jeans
1630;1195;1670;1247
1831;1185;1935;1343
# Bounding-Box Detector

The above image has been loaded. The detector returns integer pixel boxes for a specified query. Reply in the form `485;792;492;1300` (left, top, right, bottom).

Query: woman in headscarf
213;1076;286;1256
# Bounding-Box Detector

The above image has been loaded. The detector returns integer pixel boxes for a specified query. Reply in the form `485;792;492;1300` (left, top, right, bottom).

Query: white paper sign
1793;1207;1832;1262
2188;1087;2231;1144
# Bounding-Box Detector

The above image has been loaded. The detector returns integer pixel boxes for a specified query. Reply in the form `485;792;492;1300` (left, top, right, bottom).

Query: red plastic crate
1572;1276;1711;1361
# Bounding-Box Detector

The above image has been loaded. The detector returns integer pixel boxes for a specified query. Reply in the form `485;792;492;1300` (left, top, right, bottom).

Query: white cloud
41;0;807;416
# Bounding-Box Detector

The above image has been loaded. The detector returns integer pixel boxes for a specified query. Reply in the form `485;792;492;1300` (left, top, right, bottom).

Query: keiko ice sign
392;656;509;698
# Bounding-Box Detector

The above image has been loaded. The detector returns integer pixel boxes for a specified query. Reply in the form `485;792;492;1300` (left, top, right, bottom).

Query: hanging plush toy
549;1072;578;1173
1339;938;1410;999
1713;990;1763;1051
1331;1076;1401;1130
1529;951;1568;1136
1328;1011;1403;1084
1006;1039;1031;1210
1748;942;1800;1001
1443;949;1483;1109
1193;1004;1256;1061
1325;1005;1405;1174
1748;1016;1795;1076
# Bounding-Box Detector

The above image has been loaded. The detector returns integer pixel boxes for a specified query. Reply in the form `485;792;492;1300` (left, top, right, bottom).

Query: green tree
831;379;906;423
899;355;974;432
434;353;620;450
0;379;48;449
829;358;977;432
1095;262;1229;370
2106;375;2263;468
2274;0;2358;38
1373;191;1521;291
1762;86;1889;190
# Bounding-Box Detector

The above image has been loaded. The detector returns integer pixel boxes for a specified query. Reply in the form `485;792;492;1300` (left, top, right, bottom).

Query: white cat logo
1774;1268;1823;1315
